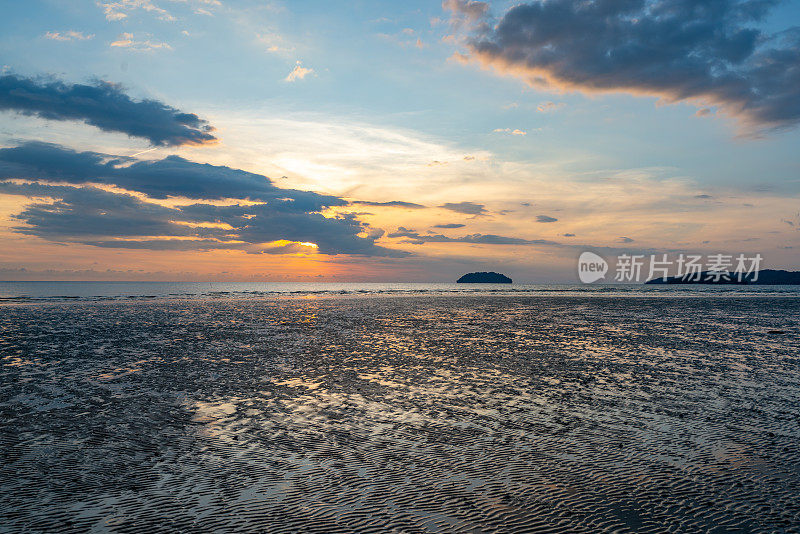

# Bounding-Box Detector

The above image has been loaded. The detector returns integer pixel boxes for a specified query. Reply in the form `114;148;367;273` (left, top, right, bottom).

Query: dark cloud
0;145;405;257
433;223;466;228
618;236;634;243
536;214;558;223
562;233;575;237
177;203;398;256
438;201;487;215
0;74;217;146
450;0;800;131
350;200;426;209
83;239;248;251
0;182;197;240
0;142;344;210
388;227;558;246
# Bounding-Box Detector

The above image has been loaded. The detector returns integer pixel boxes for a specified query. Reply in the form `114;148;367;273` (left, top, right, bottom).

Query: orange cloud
284;62;314;82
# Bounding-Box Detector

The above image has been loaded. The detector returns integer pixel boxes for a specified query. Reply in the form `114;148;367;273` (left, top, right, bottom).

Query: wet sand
1;296;799;532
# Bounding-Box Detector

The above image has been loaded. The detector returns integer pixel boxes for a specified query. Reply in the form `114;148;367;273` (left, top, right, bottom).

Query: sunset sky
1;0;798;282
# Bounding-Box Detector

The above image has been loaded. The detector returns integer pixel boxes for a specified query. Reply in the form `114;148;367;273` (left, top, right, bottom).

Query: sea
2;280;800;301
1;282;798;532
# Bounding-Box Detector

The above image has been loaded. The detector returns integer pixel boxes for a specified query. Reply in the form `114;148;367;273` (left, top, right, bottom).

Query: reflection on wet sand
1;296;798;532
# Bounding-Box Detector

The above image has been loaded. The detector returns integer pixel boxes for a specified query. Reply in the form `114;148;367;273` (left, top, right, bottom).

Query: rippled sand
1;296;799;533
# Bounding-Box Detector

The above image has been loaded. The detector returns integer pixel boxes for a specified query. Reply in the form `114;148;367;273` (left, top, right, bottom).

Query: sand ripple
1;296;799;532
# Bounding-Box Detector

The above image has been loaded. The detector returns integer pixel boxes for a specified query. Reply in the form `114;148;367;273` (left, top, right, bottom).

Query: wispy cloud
493;128;526;136
443;0;490;33
99;0;174;21
110;33;172;51
438;202;487;215
256;32;294;54
44;31;94;41
170;0;221;15
376;29;429;49
284;62;314;82
537;102;565;113
389;227;558;246
350;200;426;209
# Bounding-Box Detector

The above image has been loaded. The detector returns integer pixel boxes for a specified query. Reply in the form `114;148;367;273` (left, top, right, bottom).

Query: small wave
1;283;798;304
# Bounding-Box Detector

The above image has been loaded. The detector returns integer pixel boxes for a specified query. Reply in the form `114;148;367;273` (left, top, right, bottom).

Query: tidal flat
1;295;798;533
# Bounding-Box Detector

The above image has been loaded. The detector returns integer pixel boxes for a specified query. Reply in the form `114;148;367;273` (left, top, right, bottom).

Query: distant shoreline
646;269;800;285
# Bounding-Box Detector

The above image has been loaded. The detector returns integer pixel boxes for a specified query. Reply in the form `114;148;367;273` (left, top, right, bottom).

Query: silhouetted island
645;269;800;285
457;272;512;283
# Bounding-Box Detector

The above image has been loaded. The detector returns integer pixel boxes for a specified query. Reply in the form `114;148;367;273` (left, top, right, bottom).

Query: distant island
646;269;800;285
457;272;513;283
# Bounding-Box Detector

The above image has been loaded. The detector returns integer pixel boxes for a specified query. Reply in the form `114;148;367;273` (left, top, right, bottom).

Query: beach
1;291;799;532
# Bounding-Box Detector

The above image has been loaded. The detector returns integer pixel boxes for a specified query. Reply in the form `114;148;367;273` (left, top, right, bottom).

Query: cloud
171;0;221;16
0;143;405;257
0;142;341;207
0;75;216;146
45;31;94;41
285;62;314;82
562;233;575;237
493;128;526;135
450;0;800;132
443;0;490;32
110;33;172;51
618;236;634;243
0;182;195;239
377;29;429;49
350;200;426;209
100;0;174;21
438;201;487;215
256;32;294;54
84;239;250;251
536;214;557;222
433;223;465;228
210;112;491;197
537;101;565;113
389;227;558;246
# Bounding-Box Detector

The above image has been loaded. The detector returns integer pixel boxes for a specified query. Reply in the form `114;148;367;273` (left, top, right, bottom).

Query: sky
0;0;798;282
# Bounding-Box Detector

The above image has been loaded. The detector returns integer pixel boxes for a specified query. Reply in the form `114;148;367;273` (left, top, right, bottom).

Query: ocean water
1;280;800;301
1;286;799;532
